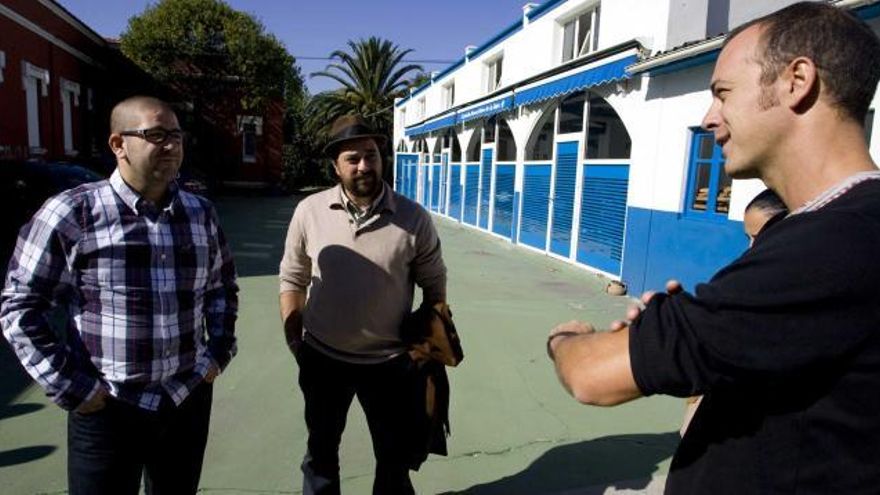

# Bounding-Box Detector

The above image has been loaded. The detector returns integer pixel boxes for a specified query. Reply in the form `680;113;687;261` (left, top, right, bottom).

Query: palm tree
310;37;423;140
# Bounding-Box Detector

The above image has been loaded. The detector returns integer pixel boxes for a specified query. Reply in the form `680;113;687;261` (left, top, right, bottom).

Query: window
484;55;503;93
686;129;730;216
442;82;455;109
527;116;555;161
465;131;481;162
497;119;516;161
22;61;50;154
417;98;426;120
585;95;631;159
238;115;262;163
0;51;6;83
60;78;81;156
451;134;462;162
865;109;874;146
396;140;408;152
558;91;586;134
561;7;600;63
483;117;496;144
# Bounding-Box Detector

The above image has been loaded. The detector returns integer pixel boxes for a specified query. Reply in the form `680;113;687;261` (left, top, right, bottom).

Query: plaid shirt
1;170;238;411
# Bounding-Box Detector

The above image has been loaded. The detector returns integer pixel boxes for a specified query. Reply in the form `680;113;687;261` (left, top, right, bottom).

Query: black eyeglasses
119;127;185;145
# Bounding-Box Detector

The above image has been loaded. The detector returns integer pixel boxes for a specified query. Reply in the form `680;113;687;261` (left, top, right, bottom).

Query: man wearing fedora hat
279;114;447;494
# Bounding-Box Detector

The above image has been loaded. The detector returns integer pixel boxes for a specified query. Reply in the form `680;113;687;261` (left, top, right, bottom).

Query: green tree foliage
310;37;423;141
120;0;302;113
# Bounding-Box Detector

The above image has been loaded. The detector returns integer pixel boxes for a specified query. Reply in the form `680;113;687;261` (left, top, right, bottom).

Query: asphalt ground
0;194;682;494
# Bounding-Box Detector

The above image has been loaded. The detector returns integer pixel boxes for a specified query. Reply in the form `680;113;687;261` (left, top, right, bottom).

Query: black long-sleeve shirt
631;179;880;494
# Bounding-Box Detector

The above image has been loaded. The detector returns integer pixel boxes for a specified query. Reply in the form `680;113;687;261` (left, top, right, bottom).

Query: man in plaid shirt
0;96;238;495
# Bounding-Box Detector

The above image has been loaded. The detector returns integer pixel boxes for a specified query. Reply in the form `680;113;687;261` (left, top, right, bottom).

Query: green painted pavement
0;194;683;494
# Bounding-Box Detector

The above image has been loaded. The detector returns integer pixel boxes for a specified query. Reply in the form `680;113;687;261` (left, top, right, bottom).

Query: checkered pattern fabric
1;170;238;411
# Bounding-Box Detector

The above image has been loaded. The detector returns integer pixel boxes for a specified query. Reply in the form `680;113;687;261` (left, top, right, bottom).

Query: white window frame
417;97;426;120
60;78;81;156
21;61;50;154
560;6;600;63
0;51;6;84
237;115;262;164
442;81;455;109
484;54;503;94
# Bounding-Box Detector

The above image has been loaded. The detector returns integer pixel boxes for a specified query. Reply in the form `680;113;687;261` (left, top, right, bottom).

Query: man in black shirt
546;3;880;493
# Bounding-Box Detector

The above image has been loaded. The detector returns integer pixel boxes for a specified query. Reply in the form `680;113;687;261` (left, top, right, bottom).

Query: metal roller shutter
492;164;515;239
577;164;629;274
550;141;578;257
520;164;551;250
464;164;479;225
479;149;492;230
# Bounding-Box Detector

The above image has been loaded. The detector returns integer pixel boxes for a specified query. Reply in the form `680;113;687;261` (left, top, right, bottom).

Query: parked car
0;160;104;271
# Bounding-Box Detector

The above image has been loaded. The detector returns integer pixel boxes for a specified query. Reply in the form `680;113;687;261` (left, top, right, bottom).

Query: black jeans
67;382;213;495
297;343;421;495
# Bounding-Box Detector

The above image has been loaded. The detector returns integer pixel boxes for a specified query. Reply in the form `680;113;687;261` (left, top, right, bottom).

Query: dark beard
346;172;380;199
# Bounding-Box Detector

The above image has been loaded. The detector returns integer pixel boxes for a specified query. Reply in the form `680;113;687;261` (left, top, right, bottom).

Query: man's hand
547;320;596;360
75;386;109;414
280;291;306;357
204;363;220;383
610;279;683;331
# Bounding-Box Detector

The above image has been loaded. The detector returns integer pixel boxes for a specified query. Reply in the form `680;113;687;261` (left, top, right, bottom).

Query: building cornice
0;2;104;68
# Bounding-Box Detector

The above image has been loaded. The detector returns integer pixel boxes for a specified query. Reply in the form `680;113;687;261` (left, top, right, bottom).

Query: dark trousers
297;343;421;495
67;382;213;495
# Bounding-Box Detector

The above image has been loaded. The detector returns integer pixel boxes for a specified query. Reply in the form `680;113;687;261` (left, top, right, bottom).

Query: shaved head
110;96;176;133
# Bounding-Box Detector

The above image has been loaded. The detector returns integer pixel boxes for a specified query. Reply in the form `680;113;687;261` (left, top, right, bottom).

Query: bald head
110;96;176;133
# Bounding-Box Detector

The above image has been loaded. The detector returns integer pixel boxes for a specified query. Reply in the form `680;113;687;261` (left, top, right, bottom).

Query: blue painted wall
621;207;749;295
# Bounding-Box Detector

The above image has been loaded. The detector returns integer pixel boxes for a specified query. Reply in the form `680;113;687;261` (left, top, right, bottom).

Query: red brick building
0;0;284;187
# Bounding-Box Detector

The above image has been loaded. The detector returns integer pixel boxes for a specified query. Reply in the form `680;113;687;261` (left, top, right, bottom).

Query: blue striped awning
514;55;638;107
458;94;514;123
421;114;457;133
404;113;456;137
404;124;424;137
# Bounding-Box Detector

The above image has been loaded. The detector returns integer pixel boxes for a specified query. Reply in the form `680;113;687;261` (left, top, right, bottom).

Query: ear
108;133;126;160
782;56;819;111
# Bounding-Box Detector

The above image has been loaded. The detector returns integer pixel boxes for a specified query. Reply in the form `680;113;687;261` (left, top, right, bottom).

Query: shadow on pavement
443;432;678;495
0;339;36;415
0;445;57;468
214;194;303;278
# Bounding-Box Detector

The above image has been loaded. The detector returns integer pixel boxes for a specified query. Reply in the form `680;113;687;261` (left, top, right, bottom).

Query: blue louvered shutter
577;164;629;274
440;154;448;214
520;164;551;249
550;141;578;257
492;164;516;239
479;149;492;230
464;164;479;225
448;165;462;221
431;165;441;212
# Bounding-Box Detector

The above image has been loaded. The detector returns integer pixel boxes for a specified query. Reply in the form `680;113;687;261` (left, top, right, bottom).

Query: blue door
520;164;551;250
431;165;441;212
440;154;448;214
479;149;492;230
492;164;515;239
550;141;578;257
464;164;479;225
448;165;462;221
577;164;630;274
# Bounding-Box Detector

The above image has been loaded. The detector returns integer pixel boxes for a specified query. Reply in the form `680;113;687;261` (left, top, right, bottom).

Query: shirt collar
789;170;880;216
110;168;180;216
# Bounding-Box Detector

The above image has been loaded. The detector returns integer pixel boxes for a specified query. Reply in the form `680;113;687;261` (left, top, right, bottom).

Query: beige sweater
279;184;447;363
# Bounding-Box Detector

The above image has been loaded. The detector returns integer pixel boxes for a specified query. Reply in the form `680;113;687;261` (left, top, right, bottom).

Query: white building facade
393;0;880;295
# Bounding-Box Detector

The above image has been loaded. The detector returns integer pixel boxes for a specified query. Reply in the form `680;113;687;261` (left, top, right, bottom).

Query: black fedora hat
323;115;387;157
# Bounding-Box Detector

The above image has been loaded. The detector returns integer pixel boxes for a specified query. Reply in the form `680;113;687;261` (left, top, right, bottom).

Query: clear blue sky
56;0;530;94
